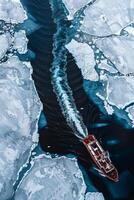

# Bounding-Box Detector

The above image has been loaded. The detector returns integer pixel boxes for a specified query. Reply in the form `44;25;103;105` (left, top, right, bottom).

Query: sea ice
80;0;134;36
0;56;41;199
0;0;41;199
63;0;134;126
13;30;28;54
66;39;99;81
0;34;11;59
0;0;27;23
100;75;134;109
96;35;134;75
62;0;90;20
63;0;134;36
15;155;104;200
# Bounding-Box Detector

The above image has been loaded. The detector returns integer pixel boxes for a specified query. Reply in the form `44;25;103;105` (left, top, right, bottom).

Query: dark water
21;0;134;199
23;0;100;153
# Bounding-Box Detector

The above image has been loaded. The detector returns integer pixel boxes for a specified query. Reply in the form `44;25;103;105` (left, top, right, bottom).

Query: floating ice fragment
126;105;134;126
66;39;99;81
85;192;105;200
13;30;28;54
104;76;134;109
96;36;134;75
0;34;10;59
80;0;134;36
0;56;41;199
62;0;91;20
0;0;27;23
98;60;118;74
15;155;88;200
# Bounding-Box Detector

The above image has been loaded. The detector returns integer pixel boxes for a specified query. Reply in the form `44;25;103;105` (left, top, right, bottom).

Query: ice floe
15;155;104;200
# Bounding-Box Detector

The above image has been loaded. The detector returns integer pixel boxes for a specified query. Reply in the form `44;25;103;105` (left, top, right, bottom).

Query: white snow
105;76;134;109
63;0;134;36
15;155;104;200
64;0;134;126
0;0;42;199
0;34;10;59
96;35;134;75
81;0;133;36
0;56;41;199
62;0;91;20
66;39;99;81
98;60;118;74
0;0;27;23
13;30;28;54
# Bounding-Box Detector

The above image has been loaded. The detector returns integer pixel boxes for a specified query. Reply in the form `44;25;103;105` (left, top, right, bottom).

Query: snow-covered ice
13;30;28;54
1;0;134;199
0;0;27;23
0;0;104;199
63;0;134;36
96;35;134;75
63;0;134;126
80;0;134;36
0;34;11;59
100;75;134;110
66;39;99;81
15;155;104;200
0;0;41;199
0;57;41;199
62;0;91;20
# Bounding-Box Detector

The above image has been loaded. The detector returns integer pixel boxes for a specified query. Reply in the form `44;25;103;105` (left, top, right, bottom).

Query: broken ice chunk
98;60;118;74
105;76;134;109
0;57;41;199
96;36;134;75
0;0;27;24
13;30;28;54
66;39;99;81
15;155;104;200
62;0;91;20
0;34;10;59
15;155;87;200
126;105;134;126
80;0;134;36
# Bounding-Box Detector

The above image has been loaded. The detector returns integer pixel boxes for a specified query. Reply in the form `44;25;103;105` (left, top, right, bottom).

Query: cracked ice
0;0;104;199
15;155;104;200
2;0;134;199
0;0;42;199
64;0;134;127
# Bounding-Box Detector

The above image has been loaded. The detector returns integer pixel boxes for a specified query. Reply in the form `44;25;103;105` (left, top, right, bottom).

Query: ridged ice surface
64;0;134;127
15;155;104;200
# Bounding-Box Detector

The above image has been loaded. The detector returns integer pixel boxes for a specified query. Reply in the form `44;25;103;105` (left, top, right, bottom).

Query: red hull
83;134;119;182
